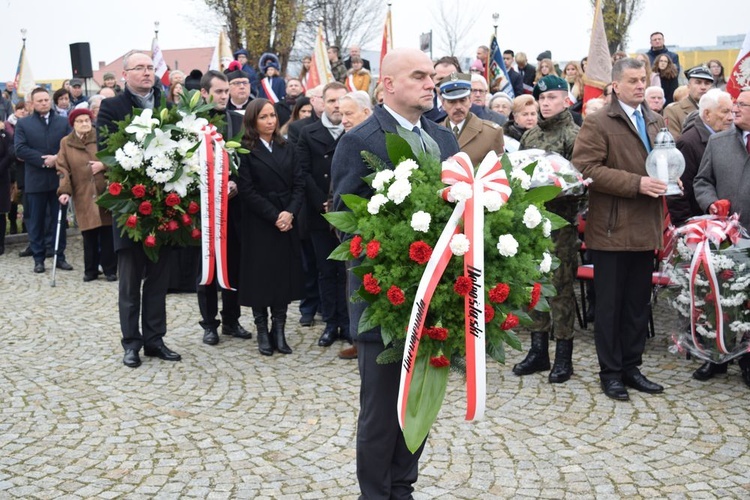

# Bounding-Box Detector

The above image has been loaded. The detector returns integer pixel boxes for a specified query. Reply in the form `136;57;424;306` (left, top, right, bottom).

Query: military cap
533;75;569;100
438;72;471;100
684;65;714;82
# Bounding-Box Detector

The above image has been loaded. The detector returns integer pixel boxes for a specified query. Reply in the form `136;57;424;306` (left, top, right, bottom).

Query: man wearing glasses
224;64;253;113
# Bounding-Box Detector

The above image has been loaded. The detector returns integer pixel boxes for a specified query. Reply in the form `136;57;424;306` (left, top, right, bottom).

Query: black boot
271;305;292;354
513;331;550;375
253;308;273;356
549;339;574;383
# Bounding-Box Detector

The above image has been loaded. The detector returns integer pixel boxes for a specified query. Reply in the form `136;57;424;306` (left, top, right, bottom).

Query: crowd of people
1;30;748;499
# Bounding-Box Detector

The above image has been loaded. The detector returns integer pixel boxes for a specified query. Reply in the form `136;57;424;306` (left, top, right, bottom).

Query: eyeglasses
733;102;750;109
125;65;155;73
230;81;250;87
471;89;487;95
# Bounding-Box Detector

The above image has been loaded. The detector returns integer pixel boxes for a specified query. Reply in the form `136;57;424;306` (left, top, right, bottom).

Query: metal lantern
645;128;685;196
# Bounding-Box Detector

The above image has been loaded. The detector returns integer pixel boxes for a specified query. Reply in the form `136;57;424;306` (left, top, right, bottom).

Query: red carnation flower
409;241;433;265
108;182;122;196
366;240;381;259
387;285;405;305
191;228;201;239
363;273;381;294
454;275;472;295
350;235;363;258
181;213;192;226
131;184;146;198
485;304;495;323
501;312;519;330
144;234;157;247
166;220;180;232
489;283;510;304
705;292;715;303
125;214;138;228
426;326;448;341
165;193;181;207
429;355;450;368
529;283;542;309
188;201;200;214
720;269;735;281
138;201;153;216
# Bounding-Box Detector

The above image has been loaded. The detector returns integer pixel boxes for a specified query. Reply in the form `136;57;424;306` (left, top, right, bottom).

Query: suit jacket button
324;174;329;178
324;154;329;159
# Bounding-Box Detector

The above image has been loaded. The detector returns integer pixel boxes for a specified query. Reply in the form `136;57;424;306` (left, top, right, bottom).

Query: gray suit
331;104;458;499
693;125;750;228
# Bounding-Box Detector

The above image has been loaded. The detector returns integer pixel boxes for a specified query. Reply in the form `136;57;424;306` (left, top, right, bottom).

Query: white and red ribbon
397;151;511;430
346;74;356;92
198;124;233;290
261;77;279;104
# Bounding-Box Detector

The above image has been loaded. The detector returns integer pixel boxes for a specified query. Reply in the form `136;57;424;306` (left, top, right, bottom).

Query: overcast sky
2;0;747;81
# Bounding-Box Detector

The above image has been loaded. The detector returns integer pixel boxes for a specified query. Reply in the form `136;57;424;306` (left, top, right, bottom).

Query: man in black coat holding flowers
331;47;459;500
97;52;181;368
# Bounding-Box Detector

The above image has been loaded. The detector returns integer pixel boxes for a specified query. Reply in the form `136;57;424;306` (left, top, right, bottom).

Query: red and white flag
306;24;333;90
152;37;170;88
726;29;750;100
582;0;612;105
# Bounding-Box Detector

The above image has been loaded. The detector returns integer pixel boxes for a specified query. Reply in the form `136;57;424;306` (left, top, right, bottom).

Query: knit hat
536;50;552;61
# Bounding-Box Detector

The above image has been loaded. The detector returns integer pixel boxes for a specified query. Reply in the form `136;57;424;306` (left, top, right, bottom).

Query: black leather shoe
222;323;253;339
144;344;182;361
299;313;315;327
56;260;74;271
741;366;750;388
83;274;98;282
601;379;629;401
203;327;219;345
123;349;141;368
318;325;339;347
33;262;45;273
623;372;664;394
692;361;728;381
105;274;118;282
19;247;33;257
339;326;352;344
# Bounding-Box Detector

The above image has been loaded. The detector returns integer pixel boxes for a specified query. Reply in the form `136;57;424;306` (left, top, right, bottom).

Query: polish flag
726;29;750;100
307;24;333;89
152;37;170;89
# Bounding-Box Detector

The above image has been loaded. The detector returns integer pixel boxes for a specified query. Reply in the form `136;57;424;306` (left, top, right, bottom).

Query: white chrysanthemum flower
387;178;412;205
372;170;395;191
122;141;141;157
410;211;431;232
510;169;532;189
523;205;543;228
394;159;419;180
540;252;552;273
450;234;471;256
449;181;473;202
115;149;134;171
367;194;388;214
150;154;174;172
483;191;504;212
176;137;196;156
542;218;552;237
496;234;519;257
182;153;201;173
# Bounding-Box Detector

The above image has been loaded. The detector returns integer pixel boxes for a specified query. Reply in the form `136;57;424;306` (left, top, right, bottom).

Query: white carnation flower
523;205;543;228
115;149;134;171
394;159;419;180
540;252;552;273
483;191;504;212
496;234;519;257
387;178;412;205
542;218;552;237
449;181;473;202
511;169;532;189
410;211;431;232
372;170;395;191
367;194;388;214
450;234;470;256
122;141;141;157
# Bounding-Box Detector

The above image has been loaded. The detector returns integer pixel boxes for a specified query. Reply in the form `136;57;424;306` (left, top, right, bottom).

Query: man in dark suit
97;52;181;368
515;52;536;93
297;81;349;348
196;70;252;346
502;50;524;98
331;47;459;499
13;87;72;273
344;45;371;71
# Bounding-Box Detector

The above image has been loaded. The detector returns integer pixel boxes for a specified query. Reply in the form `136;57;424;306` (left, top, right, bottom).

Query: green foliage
403;353;450;453
386;132;417;166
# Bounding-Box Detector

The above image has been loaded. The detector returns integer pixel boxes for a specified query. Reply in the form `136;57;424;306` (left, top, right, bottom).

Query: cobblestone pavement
1;235;749;499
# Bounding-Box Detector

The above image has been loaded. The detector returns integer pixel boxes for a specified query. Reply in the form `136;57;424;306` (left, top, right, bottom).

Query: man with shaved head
331;48;459;498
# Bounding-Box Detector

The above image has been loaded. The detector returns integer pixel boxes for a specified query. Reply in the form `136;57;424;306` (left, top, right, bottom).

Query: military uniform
663;96;698;140
442;112;504;165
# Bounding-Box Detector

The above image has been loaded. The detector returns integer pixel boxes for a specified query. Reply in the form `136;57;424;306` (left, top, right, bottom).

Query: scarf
321;112;344;140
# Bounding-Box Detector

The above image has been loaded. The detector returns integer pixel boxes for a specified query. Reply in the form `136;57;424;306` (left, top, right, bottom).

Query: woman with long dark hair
707;59;727;90
652;54;679;105
279;97;312;138
238;99;305;356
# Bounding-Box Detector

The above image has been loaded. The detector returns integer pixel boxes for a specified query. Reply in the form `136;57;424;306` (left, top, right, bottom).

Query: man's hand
227;180;238;199
42;154;57;168
639;176;667;198
58;194;70;205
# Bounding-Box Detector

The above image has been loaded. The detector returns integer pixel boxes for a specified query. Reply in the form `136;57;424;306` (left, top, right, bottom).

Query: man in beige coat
439;73;504;165
663;65;713;139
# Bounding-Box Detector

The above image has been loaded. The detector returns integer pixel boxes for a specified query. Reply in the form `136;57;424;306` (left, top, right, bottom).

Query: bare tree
591;0;644;53
432;0;472;57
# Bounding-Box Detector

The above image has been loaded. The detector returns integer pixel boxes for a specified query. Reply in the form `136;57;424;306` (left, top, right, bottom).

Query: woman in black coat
238;99;305;356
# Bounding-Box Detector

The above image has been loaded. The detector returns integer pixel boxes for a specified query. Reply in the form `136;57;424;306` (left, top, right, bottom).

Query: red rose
705;292;715;303
429;355;450;368
426;327;448;341
453;275;472;295
191;228;201;239
181;213;192;226
387;285;405;306
125;214;138;228
188;201;200;214
144;235;157;247
489;283;510;304
409;241;433;265
501;312;519;330
131;184;146;198
165;193;181;207
720;269;735;281
485;304;495;323
529;283;542;309
363;273;381;294
138;201;153;215
350;235;363;258
366;240;381;259
108;182;122;196
166;220;180;232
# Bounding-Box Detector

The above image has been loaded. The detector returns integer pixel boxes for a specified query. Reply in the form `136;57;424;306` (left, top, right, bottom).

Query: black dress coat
237;139;305;307
296;119;340;233
0;127;13;213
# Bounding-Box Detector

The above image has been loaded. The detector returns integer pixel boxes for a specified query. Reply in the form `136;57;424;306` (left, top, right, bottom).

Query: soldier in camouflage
515;74;582;384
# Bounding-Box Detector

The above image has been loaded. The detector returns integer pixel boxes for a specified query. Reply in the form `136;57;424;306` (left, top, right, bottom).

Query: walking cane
51;205;63;287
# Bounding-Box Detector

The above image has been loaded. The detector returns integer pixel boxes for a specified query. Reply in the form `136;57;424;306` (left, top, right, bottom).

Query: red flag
379;6;393;79
582;0;612;105
726;30;750;100
307;24;333;90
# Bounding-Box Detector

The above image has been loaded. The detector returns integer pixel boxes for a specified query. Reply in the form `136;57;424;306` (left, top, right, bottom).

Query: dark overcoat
296;119;340;233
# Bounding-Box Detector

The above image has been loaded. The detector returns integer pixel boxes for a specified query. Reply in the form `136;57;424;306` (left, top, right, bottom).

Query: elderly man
225;64;253;113
344;45;371;71
573;58;667;401
97;52;181;368
331;47;459;499
693;88;750;389
645;86;665;114
664;66;713;139
470;73;506;125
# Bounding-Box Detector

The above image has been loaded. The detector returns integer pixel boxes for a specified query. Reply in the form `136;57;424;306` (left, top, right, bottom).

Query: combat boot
513;331;550;375
549;339;574;383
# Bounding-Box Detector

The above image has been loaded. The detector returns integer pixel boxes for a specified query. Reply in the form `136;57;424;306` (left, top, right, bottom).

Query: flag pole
154;20;160;40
